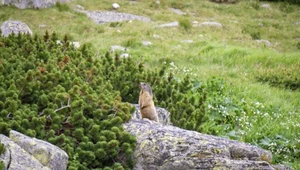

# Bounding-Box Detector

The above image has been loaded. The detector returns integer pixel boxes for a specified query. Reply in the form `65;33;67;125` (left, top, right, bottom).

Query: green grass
1;0;300;168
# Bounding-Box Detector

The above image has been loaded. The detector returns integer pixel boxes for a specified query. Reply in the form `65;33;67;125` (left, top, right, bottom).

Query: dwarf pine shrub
0;32;136;169
0;31;210;169
0;32;298;168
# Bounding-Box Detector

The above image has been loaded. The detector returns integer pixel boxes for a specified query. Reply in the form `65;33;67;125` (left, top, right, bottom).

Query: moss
0;142;5;155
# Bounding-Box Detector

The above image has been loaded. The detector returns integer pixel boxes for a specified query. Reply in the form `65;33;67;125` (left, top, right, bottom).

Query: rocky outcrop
131;104;172;126
76;10;151;24
0;130;68;170
2;0;71;9
123;117;291;169
1;20;32;37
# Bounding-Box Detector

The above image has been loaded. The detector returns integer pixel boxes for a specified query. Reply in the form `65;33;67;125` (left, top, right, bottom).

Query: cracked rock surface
123;119;292;170
0;130;68;170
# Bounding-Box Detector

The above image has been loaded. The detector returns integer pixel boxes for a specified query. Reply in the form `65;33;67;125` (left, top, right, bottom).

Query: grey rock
74;4;84;11
153;34;162;39
199;21;223;28
2;0;71;9
181;40;193;43
120;53;130;58
56;40;63;45
142;40;152;46
70;41;80;48
131;104;172;126
157;21;179;28
39;24;47;29
261;4;271;8
0;134;50;170
170;8;186;15
256;39;272;47
110;45;127;53
123;119;289;170
79;11;151;24
112;3;120;10
1;20;32;37
10;130;68;170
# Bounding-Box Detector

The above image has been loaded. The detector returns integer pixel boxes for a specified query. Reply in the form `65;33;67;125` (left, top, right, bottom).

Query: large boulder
1;20;32;37
123;118;291;170
0;130;68;170
2;0;71;9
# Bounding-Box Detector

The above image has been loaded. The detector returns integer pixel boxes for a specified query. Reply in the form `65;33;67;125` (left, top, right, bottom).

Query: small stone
181;40;193;43
261;4;271;8
157;21;179;28
256;39;272;47
110;45;126;53
56;40;62;45
192;21;199;24
117;30;122;33
39;24;47;29
170;8;186;15
142;41;152;46
70;42;80;48
199;22;222;28
74;4;84;11
120;53;130;58
199;34;204;38
112;3;120;10
156;0;160;5
153;34;161;39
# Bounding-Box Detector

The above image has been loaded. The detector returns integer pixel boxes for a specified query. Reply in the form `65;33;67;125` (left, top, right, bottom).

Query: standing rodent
138;82;159;123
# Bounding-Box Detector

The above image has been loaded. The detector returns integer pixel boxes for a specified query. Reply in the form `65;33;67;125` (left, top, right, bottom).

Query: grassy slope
1;0;300;168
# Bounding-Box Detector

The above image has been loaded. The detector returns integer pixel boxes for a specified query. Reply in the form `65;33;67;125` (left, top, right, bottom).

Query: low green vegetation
257;62;300;90
0;0;299;169
0;142;5;169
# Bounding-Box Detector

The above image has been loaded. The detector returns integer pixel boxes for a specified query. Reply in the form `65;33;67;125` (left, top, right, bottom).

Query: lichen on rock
123;119;292;170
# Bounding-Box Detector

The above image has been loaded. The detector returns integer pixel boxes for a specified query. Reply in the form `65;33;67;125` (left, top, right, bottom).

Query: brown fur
139;82;159;122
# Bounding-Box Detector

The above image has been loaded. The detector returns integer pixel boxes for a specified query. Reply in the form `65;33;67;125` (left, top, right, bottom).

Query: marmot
139;82;159;123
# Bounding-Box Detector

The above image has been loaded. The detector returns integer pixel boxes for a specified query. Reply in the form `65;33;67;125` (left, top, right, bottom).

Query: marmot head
140;82;153;96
